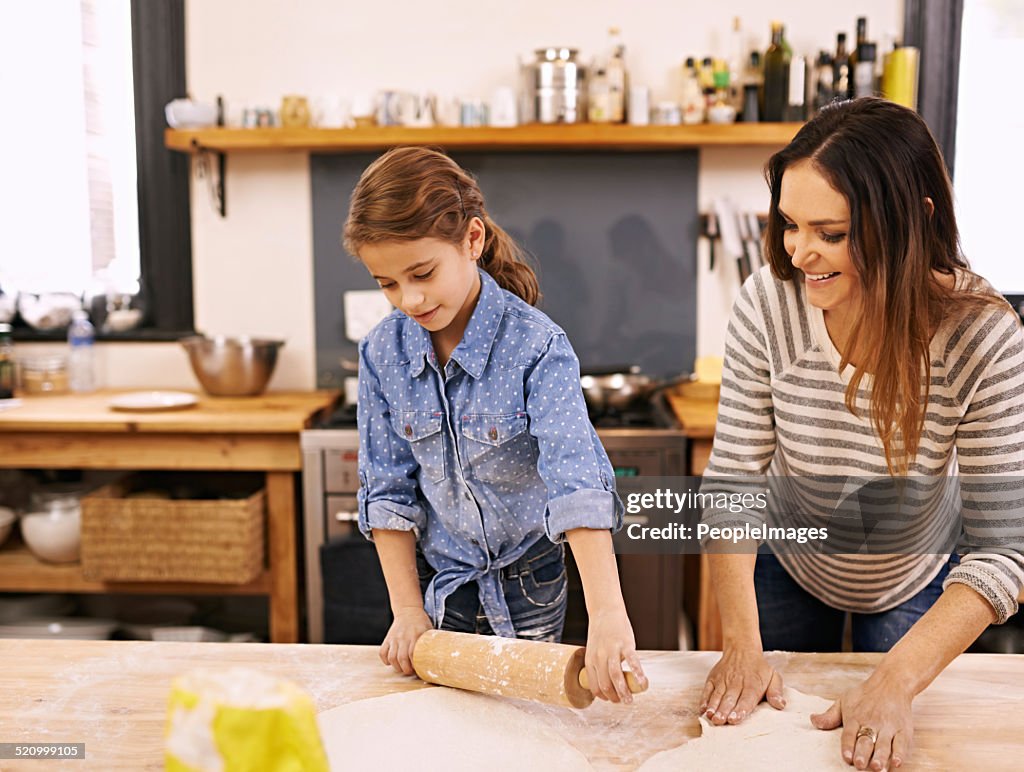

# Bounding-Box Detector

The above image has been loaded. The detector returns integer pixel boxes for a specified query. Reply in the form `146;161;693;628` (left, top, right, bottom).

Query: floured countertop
0;640;1021;770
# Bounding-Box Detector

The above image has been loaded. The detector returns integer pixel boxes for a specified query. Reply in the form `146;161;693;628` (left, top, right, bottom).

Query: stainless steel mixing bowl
180;335;284;396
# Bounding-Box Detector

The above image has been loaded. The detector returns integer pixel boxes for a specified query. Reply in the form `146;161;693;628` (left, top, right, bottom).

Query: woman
699;98;1024;770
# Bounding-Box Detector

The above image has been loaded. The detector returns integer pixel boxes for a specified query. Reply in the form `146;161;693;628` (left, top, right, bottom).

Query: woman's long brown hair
343;146;540;305
764;98;1005;474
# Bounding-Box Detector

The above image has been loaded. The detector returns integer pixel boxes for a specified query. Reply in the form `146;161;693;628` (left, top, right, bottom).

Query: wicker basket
80;473;265;584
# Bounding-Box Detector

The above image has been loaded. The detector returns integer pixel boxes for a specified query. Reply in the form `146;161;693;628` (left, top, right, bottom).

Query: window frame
12;0;193;342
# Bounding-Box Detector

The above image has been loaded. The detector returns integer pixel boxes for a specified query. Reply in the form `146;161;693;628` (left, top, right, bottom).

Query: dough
639;688;848;771
317;686;595;772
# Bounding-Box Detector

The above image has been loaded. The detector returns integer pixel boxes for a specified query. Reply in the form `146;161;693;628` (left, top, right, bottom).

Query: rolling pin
411;629;647;709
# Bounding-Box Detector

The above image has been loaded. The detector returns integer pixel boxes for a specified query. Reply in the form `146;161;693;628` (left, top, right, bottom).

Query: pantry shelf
164;123;803;154
0;539;272;595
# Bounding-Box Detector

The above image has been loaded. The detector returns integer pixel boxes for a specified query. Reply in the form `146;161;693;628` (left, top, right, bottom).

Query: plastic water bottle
68;310;96;393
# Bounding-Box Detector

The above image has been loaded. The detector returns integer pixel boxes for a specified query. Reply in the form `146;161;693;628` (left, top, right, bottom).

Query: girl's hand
811;675;914;771
699;647;785;725
379;606;433;675
584;608;647;704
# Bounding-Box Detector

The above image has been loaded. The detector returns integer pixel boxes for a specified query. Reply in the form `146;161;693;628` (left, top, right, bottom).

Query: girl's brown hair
343;146;540;305
764;97;1005;474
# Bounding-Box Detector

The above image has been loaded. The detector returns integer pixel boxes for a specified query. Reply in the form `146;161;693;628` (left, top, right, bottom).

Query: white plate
109;391;198;412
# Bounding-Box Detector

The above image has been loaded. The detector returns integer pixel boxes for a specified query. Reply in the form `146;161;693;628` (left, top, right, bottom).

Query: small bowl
181;335;284;396
0;506;15;548
20;507;81;564
104;308;143;332
165;99;218;129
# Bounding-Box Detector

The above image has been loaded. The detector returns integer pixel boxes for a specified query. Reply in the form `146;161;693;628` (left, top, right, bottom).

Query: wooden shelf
165;123;803;154
0;538;271;596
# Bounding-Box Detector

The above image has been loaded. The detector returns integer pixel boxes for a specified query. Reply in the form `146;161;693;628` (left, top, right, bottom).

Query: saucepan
580;365;692;412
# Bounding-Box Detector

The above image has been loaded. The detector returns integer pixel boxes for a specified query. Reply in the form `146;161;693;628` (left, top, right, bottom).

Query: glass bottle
853;42;878;98
849;17;868;85
588;67;611;123
762;21;792;122
605;26;628;123
833;32;851;100
813;51;835;113
681;57;706;124
0;323;15;400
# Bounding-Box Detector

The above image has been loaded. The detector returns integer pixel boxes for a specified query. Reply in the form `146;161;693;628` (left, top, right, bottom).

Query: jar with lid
19;354;70;395
526;47;587;124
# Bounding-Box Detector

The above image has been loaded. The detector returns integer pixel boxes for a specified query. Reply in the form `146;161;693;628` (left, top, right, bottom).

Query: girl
699;98;1024;770
345;147;646;703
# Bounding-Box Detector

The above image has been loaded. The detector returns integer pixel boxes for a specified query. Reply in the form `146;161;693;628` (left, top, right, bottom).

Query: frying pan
580;365;692;412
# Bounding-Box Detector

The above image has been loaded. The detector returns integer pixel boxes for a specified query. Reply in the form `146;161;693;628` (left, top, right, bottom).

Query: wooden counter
0;640;1019;770
0;390;339;643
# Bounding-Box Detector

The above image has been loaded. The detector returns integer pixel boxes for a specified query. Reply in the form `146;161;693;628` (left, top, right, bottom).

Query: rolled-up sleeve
524;332;623;541
356;338;427;539
947;314;1024;624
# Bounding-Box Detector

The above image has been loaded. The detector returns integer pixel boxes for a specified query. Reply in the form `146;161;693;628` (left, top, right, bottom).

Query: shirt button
464;492;473;501
404;424;413;437
470;538;480;546
488;427;498;441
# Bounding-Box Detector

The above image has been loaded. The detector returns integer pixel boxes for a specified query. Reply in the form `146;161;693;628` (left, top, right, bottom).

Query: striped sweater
703;266;1024;624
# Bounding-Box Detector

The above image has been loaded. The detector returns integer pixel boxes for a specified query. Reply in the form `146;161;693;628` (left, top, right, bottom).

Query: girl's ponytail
344;147;540;306
479;214;540;306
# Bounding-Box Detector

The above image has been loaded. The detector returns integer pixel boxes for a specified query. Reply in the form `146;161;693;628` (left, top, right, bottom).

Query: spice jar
19;354;70;395
280;95;311;128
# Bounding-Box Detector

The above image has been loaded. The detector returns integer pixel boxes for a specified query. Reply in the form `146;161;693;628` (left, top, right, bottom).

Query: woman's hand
585;608;647;704
379;606;433;675
811;674;914;771
699;647;786;725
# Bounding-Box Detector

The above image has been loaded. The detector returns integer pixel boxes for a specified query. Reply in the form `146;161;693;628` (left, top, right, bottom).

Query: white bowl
165;99;218;129
20;508;81;564
0;617;116;640
0;506;15;548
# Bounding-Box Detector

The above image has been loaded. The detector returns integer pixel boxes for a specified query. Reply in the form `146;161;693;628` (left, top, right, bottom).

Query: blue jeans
417;539;568;642
754;551;959;652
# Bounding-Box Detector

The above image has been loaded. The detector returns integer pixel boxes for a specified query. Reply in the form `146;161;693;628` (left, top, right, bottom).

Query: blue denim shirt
357;269;623;637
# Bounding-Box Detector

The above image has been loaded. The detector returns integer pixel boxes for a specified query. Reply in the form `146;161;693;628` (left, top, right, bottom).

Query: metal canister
526;47;587;124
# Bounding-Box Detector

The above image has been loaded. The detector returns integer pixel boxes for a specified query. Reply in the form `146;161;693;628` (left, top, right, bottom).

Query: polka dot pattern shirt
357;269;623;637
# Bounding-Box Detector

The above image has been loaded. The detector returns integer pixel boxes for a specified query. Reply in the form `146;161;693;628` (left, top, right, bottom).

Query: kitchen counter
0;390;339;643
0;640;1020;770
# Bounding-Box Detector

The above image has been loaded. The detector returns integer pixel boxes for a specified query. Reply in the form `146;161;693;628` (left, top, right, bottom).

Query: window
955;0;1024;293
1;2;139;303
0;0;192;339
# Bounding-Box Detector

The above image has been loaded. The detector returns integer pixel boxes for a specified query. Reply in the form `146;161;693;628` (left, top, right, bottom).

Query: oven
301;397;689;649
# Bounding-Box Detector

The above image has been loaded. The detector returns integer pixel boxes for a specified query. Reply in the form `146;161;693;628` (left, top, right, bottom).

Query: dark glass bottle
762;21;792;122
813;51;835;112
848;17;868;85
0;323;15;400
833;32;851;100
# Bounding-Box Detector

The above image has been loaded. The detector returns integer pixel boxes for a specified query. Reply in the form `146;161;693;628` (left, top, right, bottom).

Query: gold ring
855;726;877;744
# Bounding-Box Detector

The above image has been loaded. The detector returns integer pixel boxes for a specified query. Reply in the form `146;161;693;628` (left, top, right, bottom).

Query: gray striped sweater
703;266;1024;624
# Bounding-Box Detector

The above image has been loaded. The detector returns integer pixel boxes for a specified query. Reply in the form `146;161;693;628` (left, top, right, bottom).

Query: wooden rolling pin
411;629;647;709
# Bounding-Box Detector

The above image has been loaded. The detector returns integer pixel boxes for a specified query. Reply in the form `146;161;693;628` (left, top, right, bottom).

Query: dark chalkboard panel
311;151;698;387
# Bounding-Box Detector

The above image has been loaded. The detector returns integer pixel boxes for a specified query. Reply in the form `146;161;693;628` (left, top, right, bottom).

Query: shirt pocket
392;410;446;484
459;412;535;484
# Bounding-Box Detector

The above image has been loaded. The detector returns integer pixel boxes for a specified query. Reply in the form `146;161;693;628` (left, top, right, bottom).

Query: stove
301;392;689;648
